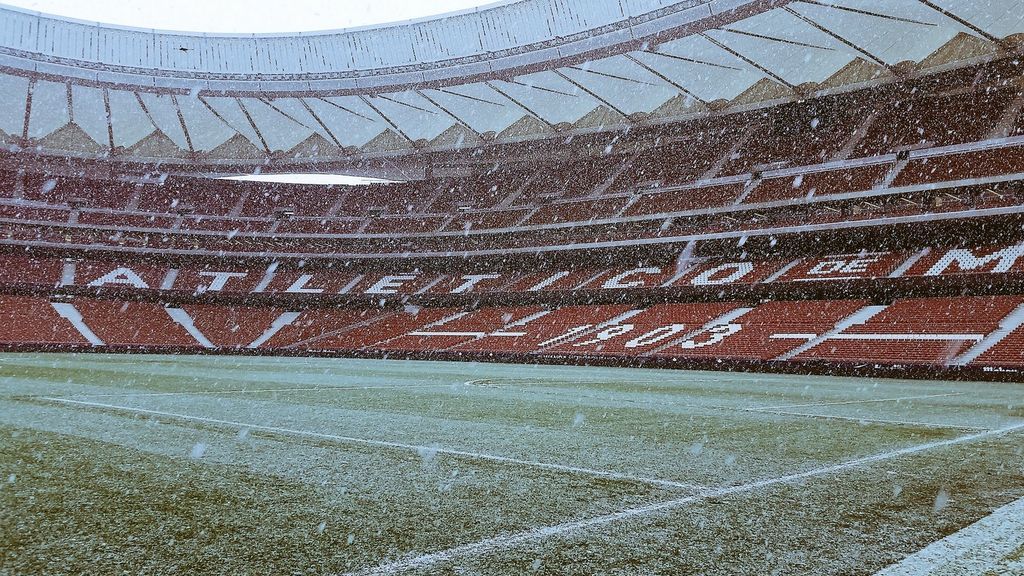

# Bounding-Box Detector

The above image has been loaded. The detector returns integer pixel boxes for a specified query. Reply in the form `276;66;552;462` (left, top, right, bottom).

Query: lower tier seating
3;294;1022;370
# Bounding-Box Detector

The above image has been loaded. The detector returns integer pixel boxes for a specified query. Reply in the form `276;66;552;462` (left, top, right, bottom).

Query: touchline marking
341;420;1024;576
759;392;965;411
461;383;981;430
40;397;701;491
744;408;989;431
54;383;456;398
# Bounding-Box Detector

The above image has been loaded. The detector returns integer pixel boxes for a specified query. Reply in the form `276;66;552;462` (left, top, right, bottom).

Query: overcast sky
2;0;490;33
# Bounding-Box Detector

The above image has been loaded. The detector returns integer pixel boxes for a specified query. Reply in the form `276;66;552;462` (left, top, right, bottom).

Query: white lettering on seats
602;268;662;289
451;274;501;294
365;274;419;294
842;257;880;274
538;325;592;347
808;260;846;275
624;324;688;348
198;271;247;292
808;257;881;276
573;324;635;346
678;323;742;349
528;271;569;291
925;244;1024;276
286;274;324;294
86;267;149;289
690;263;753;285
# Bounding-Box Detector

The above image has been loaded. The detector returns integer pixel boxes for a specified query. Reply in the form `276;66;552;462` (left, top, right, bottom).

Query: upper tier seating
1;77;1022;257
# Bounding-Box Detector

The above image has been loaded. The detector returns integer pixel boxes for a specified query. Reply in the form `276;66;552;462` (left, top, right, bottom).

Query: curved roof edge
0;0;740;92
1;0;1021;171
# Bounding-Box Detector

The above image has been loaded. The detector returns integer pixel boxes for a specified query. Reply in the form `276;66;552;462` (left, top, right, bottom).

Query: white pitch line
342;420;1024;576
461;383;981;430
53;383;457;398
745;409;989;431
759;392;965;411
39;397;701;491
873;495;1024;575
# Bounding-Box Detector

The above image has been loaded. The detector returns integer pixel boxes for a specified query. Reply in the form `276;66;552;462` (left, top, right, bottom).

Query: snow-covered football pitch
1;353;1022;575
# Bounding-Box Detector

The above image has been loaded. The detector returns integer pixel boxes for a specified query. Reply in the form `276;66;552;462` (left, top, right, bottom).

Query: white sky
1;0;490;33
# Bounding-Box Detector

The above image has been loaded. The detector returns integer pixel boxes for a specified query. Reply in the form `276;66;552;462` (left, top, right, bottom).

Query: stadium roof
0;0;1022;172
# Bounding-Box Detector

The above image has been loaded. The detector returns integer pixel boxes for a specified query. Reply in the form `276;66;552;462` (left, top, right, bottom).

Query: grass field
1;353;1023;575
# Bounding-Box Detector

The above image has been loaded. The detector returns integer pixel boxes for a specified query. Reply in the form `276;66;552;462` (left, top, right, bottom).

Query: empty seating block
276;218;365;234
855;90;1014;157
624;184;744;217
975;324;1024;367
722;101;866;175
364;216;446;234
894;146;1024;187
310;308;458;350
77;211;178;229
179;305;290;348
0;256;62;286
525;197;625;226
0;296;87;344
261;308;392;349
442;209;529;232
746;164;889;204
799;296;1022;365
653;300;868;361
137;183;245;216
75;300;197;347
380;307;546;351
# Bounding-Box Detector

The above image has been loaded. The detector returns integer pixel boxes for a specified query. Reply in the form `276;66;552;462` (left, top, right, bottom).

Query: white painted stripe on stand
775;305;888;361
60;261;76;286
159;268;179;290
828;333;983;342
164;307;216;349
50;302;103;345
951;302;1024;366
760;259;802;284
889;248;931;278
251;262;278;293
537;309;645;349
248;311;302;348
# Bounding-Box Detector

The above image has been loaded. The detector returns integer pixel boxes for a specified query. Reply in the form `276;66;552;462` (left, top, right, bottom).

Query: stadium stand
1;1;1024;379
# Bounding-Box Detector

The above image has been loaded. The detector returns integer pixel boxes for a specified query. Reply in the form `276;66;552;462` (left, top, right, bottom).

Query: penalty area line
38;397;701;492
341;420;1024;576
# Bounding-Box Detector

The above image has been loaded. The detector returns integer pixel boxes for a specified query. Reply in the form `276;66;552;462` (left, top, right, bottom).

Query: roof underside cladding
0;0;1022;166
